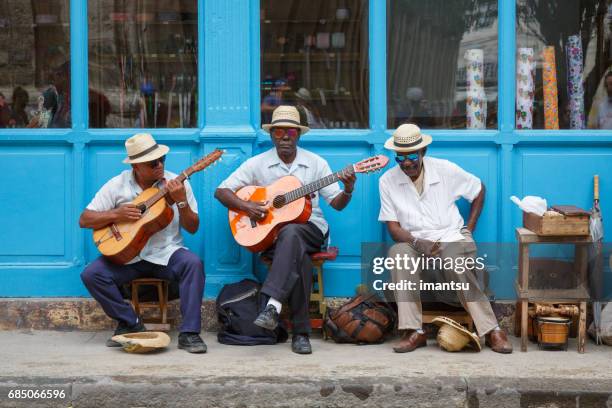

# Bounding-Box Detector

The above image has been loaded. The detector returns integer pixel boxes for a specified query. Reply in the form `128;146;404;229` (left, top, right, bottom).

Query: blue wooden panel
0;147;69;258
514;146;612;238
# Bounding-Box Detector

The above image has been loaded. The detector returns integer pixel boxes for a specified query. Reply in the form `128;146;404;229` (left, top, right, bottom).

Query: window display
517;0;612;129
387;0;498;129
0;0;70;128
88;0;198;128
260;0;369;129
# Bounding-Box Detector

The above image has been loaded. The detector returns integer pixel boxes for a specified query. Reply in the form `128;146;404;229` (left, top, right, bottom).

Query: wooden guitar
93;149;224;264
229;155;389;252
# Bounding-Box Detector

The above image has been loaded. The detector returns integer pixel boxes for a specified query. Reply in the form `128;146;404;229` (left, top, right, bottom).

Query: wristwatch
177;201;188;209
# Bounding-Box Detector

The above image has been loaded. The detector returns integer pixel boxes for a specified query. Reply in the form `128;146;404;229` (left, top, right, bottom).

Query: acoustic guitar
229;155;389;252
93;149;224;264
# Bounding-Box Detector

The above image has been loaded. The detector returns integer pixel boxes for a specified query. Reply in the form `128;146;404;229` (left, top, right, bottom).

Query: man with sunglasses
215;105;356;354
378;124;512;354
79;133;207;353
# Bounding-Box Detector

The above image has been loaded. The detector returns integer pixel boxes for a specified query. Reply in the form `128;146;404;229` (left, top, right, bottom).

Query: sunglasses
395;153;420;164
271;127;300;139
145;156;166;168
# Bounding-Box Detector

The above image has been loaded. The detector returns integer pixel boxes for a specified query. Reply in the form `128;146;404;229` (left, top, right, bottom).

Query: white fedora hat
262;105;310;134
122;133;170;164
384;124;432;153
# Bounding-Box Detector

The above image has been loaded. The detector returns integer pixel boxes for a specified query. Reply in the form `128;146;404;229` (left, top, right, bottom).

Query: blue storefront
0;0;611;301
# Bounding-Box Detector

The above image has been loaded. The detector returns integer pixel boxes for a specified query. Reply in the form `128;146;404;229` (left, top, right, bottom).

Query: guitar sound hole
272;195;286;209
137;204;147;214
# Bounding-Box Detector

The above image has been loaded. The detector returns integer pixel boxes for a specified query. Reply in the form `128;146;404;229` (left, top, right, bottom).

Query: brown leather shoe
485;329;513;354
393;330;427;353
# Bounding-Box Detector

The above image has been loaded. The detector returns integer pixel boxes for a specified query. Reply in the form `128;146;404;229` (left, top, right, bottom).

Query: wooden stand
515;228;591;353
131;278;170;331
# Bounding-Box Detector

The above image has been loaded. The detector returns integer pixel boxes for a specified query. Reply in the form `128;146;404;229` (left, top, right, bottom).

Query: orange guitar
93;149;224;264
229;155;389;252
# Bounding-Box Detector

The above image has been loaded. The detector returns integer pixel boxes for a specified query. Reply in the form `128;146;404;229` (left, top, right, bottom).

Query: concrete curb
1;375;611;407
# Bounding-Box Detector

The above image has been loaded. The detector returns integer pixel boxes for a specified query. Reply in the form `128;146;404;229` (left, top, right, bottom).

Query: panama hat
384;124;432;153
111;331;171;353
433;316;481;352
122;133;170;164
262;105;310;134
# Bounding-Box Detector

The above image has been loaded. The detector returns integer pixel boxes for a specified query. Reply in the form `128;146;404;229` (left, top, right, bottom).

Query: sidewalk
1;330;612;407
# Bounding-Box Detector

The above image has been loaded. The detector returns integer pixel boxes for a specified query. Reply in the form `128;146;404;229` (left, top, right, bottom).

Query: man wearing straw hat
215;105;356;354
378;124;512;354
79;133;207;354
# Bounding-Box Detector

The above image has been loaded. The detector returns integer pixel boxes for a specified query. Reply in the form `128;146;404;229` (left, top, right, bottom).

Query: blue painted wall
0;0;611;299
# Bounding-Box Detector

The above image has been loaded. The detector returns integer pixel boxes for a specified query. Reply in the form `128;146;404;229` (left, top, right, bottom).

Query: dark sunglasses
395;152;420;164
271;127;300;139
145;156;166;168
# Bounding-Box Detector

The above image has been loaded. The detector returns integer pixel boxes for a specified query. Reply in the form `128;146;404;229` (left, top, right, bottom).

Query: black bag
324;294;396;344
216;279;288;346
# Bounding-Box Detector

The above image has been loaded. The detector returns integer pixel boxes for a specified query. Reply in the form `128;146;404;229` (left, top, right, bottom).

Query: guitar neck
282;165;354;205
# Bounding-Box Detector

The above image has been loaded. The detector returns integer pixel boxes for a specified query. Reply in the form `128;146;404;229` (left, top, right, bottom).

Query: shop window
517;0;612;130
387;0;498;130
88;0;198;128
260;0;369;129
0;0;70;128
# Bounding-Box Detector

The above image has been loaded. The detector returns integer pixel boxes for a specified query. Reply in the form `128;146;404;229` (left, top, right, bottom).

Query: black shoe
253;304;279;331
291;334;312;354
178;332;207;354
106;319;146;347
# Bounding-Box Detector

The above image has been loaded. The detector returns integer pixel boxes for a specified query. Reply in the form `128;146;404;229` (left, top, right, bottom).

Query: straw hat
122;133;169;164
262;105;310;134
433;316;481;352
111;331;171;353
384;124;432;153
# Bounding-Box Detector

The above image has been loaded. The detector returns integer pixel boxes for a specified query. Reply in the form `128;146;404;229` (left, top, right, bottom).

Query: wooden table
515;228;592;353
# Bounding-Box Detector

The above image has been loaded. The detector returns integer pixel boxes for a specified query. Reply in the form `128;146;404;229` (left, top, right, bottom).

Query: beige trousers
388;230;498;336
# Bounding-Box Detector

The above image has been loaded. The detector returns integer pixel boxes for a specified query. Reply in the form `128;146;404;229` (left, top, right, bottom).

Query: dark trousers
261;222;325;334
81;248;205;333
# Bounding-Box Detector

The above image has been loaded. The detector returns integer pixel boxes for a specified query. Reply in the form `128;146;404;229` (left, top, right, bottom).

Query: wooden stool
261;246;339;331
131;278;170;331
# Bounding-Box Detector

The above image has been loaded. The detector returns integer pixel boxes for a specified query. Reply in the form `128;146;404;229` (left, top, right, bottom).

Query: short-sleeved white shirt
378;157;482;243
218;147;342;236
86;170;198;266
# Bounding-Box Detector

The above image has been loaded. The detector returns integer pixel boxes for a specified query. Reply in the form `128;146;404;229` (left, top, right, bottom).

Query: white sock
267;297;282;313
416;328;425;334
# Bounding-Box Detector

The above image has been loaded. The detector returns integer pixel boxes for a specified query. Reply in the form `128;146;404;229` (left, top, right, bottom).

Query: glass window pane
0;0;70;128
387;0;498;129
260;0;369;129
88;0;198;128
517;0;612;130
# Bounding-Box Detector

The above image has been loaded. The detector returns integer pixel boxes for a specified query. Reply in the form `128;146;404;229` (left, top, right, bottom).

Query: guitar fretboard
142;171;191;209
278;165;354;207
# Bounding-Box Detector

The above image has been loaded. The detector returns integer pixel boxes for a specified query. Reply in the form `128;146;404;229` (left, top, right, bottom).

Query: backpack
323;294;396;344
216;279;288;346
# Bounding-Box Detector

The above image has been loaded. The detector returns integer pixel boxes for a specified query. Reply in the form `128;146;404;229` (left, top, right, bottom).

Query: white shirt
86;170;198;265
378;157;482;243
598;99;612;129
218;147;342;236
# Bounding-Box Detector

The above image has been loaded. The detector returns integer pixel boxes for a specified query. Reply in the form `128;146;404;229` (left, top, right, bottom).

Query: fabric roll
465;49;487;129
566;35;585;129
542;46;560;129
516;48;535;129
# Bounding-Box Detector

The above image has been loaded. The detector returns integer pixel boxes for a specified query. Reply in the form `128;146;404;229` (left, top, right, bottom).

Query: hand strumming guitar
113;204;142;222
241;200;269;221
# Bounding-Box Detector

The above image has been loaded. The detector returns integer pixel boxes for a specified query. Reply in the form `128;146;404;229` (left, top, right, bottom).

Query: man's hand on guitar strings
338;168;356;194
242;200;269;221
167;178;188;205
113;204;142;222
